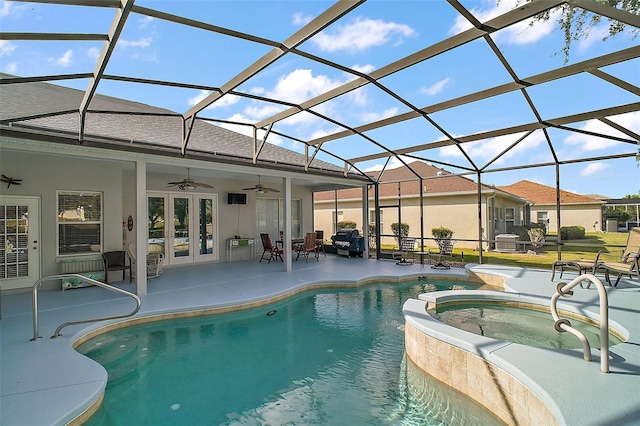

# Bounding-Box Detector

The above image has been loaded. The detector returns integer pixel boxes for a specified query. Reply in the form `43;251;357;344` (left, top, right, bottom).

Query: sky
1;0;638;198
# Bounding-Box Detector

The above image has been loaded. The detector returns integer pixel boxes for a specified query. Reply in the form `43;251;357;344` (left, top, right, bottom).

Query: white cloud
244;103;285;120
139;16;154;29
293;12;312;26
1;0;12;17
421;77;451;96
118;37;152;48
188;90;240;109
0;40;16;57
580;162;609;177
87;46;100;60
312;17;415;52
51;49;73;67
565;112;640;151
4;61;17;73
450;0;557;45
360;107;398;123
351;64;376;74
439;131;545;166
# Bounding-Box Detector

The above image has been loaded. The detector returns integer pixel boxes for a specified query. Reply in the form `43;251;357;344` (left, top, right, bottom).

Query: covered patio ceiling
0;0;638;192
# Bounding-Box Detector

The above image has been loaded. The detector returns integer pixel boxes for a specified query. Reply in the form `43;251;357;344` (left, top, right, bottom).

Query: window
505;208;515;231
57;191;102;255
369;209;382;234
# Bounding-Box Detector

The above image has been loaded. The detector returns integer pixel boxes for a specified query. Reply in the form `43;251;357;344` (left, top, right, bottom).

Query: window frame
56;190;103;257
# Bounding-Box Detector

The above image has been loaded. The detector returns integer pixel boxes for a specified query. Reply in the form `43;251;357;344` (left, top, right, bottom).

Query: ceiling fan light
256;188;264;194
178;183;195;191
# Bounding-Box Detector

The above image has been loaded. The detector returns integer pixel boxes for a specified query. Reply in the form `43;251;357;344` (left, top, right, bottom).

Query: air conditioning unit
496;234;519;252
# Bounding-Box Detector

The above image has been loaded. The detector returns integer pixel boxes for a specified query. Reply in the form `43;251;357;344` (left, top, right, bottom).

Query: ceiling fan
167;168;214;191
242;176;280;194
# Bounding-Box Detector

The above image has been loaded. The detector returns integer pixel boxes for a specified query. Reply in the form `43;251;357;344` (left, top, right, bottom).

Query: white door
0;196;40;290
148;193;217;266
169;194;193;265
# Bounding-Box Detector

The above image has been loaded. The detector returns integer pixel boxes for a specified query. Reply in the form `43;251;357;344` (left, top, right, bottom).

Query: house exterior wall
0;150;124;280
529;204;602;233
314;192;526;250
1;145;319;290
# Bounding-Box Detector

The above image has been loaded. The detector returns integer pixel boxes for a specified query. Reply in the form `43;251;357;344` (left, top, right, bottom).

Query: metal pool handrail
31;274;141;341
551;274;609;373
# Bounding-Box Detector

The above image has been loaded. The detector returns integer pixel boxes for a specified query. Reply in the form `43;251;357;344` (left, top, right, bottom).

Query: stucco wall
530;204;601;233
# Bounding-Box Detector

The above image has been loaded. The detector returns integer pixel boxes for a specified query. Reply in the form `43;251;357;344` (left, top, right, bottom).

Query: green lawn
380;232;631;270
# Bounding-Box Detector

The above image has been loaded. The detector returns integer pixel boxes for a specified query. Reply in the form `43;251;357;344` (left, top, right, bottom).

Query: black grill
331;229;364;257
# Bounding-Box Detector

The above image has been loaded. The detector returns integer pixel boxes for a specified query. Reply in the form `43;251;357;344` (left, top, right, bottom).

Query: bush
431;226;453;240
337;220;357;230
603;209;631;222
391;222;409;245
510;224;546;241
560;226;585;240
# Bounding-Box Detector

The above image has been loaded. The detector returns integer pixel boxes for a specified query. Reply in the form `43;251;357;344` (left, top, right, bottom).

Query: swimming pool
77;278;504;425
427;301;624;349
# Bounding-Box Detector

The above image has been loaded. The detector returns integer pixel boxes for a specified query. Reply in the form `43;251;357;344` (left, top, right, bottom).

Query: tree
511;0;639;63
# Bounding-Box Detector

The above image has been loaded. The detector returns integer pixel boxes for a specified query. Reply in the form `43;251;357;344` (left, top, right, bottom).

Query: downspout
486;185;496;253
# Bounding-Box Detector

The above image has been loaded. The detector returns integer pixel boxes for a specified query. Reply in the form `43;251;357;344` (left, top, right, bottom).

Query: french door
0;196;40;290
147;193;217;266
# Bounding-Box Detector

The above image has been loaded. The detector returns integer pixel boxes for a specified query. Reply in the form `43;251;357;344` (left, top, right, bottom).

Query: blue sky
1;0;638;198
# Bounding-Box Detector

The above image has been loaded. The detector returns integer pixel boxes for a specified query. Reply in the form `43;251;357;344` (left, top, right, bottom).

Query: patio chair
260;233;283;264
427;239;454;269
315;230;326;257
551;228;639;285
127;243;164;279
102;250;132;284
394;237;415;265
296;232;319;262
594;228;640;286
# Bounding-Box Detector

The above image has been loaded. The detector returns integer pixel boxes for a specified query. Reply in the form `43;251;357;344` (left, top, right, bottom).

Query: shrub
431;226;453;240
391;222;409;245
560;226;585;240
603;209;631;222
337;220;357;230
511;224;546;241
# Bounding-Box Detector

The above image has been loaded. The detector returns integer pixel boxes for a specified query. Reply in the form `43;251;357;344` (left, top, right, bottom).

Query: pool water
428;302;624;349
78;279;504;425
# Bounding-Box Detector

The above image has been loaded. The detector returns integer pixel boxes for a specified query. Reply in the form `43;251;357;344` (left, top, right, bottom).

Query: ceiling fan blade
194;182;214;188
167;181;185;185
241;186;257;191
262;187;280;193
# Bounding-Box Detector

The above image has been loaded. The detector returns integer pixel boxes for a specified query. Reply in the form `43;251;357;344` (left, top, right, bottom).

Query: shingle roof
0;74;345;175
498;180;603;205
314;161;503;201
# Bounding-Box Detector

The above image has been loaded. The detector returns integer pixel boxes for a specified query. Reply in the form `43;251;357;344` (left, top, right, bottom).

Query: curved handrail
551;274;609;373
31;274;141;341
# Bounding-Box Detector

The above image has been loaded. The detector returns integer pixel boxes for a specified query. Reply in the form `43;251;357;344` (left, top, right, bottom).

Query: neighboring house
0;76;367;292
498;180;605;233
314;162;528;250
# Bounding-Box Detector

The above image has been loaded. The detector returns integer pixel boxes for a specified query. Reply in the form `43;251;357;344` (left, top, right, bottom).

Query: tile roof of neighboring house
315;161;518;201
0;73;344;174
498;180;604;205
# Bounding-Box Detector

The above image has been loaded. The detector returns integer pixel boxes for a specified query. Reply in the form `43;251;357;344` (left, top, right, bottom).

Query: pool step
78;334;159;386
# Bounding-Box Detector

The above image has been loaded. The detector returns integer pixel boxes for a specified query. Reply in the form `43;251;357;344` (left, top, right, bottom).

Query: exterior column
135;160;147;296
283;177;292;272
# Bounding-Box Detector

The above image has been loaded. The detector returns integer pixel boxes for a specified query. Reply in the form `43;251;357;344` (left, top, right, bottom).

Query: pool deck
1;256;639;425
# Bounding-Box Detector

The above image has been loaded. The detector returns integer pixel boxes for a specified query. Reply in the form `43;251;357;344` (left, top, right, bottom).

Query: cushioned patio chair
102;250;132;284
260;233;283;263
128;243;164;279
296;232;319;262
